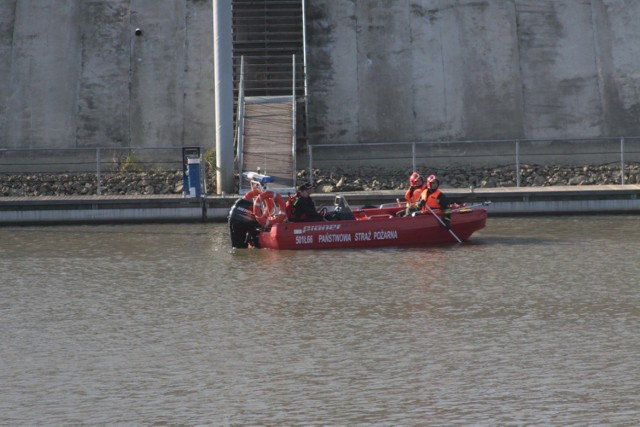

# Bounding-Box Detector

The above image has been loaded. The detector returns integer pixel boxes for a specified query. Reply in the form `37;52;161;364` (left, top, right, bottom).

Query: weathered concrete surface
0;0;215;151
2;0;640;165
0;1;17;142
5;1;83;148
306;0;640;144
77;0;130;147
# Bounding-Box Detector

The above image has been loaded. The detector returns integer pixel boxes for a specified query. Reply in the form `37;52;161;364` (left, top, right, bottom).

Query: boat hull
258;208;487;250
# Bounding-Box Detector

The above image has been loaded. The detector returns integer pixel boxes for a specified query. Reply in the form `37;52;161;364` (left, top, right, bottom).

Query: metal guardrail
308;137;640;186
3;137;640;197
0;146;184;168
0;146;211;196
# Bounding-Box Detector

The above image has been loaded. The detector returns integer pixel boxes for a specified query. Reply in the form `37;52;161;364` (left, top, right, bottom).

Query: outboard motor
228;198;260;248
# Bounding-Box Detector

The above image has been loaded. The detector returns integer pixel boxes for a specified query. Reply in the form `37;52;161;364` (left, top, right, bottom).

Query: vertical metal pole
213;0;235;194
96;148;102;195
301;0;310;147
621;137;625;185
237;56;246;193
308;145;313;183
292;55;297;189
412;142;416;172
515;140;521;187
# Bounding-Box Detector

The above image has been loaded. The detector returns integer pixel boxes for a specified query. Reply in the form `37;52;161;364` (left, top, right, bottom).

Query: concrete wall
1;0;640;162
306;0;640;144
0;0;215;151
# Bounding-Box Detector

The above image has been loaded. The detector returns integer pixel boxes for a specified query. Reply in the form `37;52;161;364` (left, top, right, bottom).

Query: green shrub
204;149;217;173
119;153;142;173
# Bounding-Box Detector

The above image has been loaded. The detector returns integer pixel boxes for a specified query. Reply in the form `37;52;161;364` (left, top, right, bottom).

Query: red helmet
409;172;423;186
427;174;440;189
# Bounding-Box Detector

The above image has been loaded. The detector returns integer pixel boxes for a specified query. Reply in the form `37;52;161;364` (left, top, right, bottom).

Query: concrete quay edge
0;185;639;226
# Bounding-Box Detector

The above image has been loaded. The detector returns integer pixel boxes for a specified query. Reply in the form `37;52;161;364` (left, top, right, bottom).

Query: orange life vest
421;188;443;211
405;185;426;206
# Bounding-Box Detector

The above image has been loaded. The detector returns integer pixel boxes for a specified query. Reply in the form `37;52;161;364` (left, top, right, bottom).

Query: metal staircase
232;0;307;194
232;0;305;99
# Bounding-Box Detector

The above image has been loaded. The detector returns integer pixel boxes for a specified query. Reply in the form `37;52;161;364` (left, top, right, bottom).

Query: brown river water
1;216;639;425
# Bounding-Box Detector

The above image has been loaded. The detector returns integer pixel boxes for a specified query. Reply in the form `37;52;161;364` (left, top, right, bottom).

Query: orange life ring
243;189;261;201
253;191;286;228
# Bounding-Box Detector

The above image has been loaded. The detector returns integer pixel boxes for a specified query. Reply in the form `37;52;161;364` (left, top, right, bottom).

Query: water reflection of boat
229;193;488;250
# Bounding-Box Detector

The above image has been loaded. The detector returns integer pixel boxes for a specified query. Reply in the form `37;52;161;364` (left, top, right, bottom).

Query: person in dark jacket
286;182;325;222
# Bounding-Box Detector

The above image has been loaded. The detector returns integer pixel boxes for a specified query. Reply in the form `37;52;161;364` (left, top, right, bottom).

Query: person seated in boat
417;174;452;229
286;182;326;222
400;172;427;216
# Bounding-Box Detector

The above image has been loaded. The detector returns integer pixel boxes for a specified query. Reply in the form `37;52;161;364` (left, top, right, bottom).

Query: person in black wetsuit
286;182;325;222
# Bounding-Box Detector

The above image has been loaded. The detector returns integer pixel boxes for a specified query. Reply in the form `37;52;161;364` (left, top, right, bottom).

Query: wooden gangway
239;95;296;194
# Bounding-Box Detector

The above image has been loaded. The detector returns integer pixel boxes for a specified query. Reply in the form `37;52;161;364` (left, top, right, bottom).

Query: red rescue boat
229;193;488;250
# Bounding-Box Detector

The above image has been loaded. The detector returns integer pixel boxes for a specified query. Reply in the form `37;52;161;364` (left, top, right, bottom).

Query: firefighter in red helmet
417;175;452;228
405;172;427;208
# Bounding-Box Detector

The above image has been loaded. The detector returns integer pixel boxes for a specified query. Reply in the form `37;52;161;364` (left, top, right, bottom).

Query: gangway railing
235;55;297;195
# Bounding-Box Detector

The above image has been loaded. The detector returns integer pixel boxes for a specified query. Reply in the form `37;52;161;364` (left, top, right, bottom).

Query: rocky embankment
0;171;186;197
310;163;639;192
1;163;638;197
